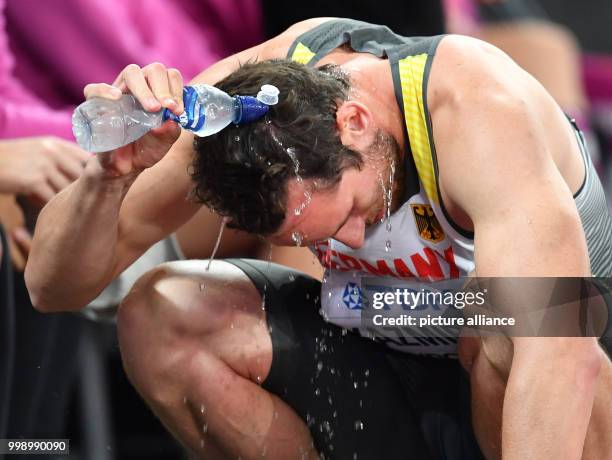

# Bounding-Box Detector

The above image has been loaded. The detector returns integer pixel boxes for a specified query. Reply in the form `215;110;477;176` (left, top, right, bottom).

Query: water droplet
234;135;240;142
341;328;348;336
289;274;296;281
291;231;303;246
385;240;391;252
354;420;364;431
364;369;370;377
333;410;338;418
328;396;333;405
317;361;323;372
200;404;206;414
230;322;234;329
353;381;358;389
273;411;279;419
353;453;358;460
182;396;187;404
315;388;320;396
199;283;205;291
200;439;205;448
202;423;208;433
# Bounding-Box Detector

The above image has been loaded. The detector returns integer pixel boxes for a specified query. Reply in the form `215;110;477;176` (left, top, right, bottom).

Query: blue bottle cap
234;96;270;124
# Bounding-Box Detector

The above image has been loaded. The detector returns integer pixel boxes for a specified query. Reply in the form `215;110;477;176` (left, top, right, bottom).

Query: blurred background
0;0;610;458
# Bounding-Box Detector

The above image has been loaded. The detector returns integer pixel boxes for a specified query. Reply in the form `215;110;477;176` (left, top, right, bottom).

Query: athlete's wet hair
191;59;363;235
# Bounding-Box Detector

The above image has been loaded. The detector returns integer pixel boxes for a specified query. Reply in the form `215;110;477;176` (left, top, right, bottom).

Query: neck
340;57;406;156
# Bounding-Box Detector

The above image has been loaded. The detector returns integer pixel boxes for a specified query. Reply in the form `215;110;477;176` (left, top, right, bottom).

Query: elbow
24;273;55;313
571;339;603;392
514;337;602;392
547;338;602;391
24;265;82;313
24;263;47;312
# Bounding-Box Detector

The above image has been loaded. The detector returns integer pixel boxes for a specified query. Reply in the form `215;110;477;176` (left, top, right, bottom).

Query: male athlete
26;18;611;459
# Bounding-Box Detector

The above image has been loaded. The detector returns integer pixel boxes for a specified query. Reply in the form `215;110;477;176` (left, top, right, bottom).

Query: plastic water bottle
72;83;280;153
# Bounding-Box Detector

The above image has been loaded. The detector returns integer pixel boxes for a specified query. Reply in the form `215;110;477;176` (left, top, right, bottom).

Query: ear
336;100;374;150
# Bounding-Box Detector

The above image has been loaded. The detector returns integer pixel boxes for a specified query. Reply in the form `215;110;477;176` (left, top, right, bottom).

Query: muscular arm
26;18;335;311
431;36;602;459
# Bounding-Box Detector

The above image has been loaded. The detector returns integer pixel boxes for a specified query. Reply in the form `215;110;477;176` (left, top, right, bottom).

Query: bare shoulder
428;34;532;112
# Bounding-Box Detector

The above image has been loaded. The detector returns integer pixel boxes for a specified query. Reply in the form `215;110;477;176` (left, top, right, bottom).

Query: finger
56;156;86;181
149;119;182;143
167;68;185;115
121;64;161;112
46;168;72;192
84;83;123;100
31;183;56;204
12;227;32;257
53;139;92;163
143;62;177;112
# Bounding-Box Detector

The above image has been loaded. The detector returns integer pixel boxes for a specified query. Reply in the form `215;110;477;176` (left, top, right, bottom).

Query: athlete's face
269;130;403;249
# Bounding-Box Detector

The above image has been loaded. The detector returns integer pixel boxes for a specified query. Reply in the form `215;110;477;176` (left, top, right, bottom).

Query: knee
116;261;245;394
119;261;229;339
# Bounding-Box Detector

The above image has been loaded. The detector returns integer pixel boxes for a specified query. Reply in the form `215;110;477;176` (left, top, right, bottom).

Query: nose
334;216;365;249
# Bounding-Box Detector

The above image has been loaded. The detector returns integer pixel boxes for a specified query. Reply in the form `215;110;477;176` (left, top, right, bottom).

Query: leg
459;335;612;460
118;258;454;459
117;259;317;459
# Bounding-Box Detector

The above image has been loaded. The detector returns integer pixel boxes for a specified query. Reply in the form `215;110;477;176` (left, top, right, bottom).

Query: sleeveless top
286;19;612;357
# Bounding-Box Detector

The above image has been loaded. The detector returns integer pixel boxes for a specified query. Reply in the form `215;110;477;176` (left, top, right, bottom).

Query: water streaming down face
269;130;314;221
206;217;227;271
384;155;395;251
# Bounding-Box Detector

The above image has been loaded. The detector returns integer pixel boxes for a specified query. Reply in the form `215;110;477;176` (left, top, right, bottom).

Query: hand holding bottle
76;62;278;179
81;62;185;178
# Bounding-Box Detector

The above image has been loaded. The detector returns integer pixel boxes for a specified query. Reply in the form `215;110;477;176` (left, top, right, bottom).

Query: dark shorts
225;259;484;460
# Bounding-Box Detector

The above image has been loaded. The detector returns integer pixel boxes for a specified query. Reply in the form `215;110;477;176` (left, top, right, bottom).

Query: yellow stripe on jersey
398;54;439;204
291;42;316;65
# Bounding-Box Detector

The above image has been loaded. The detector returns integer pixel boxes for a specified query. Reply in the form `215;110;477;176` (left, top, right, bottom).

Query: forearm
26;158;139;311
502;338;602;459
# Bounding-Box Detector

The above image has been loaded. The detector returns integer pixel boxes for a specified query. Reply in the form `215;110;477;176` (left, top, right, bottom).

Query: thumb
150;119;181;145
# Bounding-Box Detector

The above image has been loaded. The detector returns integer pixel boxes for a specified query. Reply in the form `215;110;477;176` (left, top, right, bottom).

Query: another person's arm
0;137;90;268
432;36;601;459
